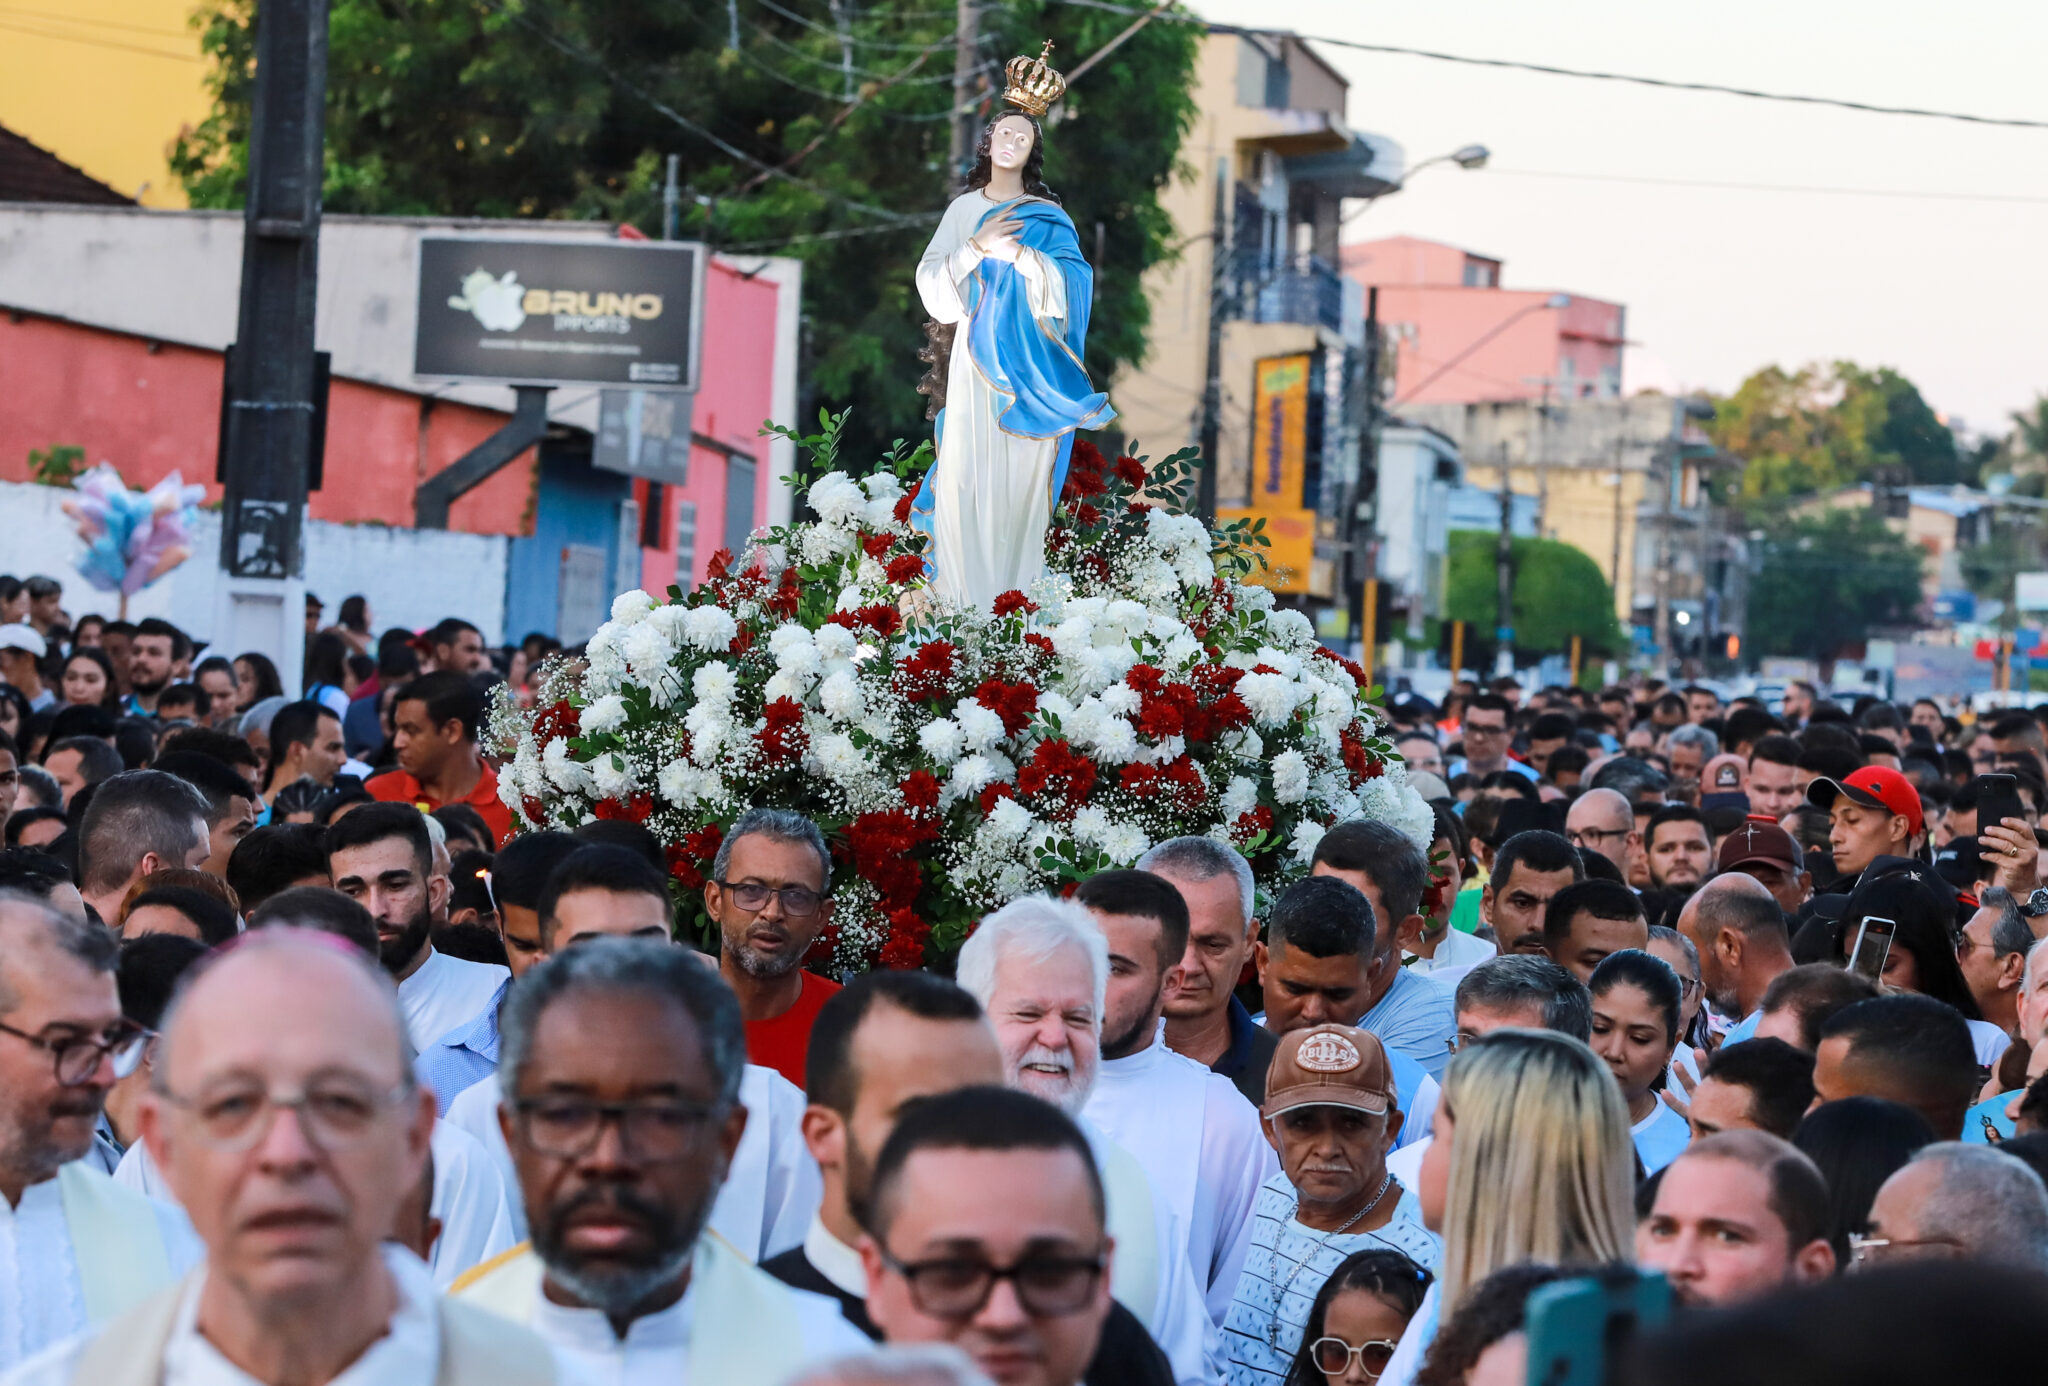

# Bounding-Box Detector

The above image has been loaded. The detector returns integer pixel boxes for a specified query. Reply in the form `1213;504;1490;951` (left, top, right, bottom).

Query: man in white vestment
5;928;560;1386
0;894;199;1373
441;846;815;1261
957;895;1221;1386
452;939;870;1381
328;804;507;1050
1075;870;1275;1326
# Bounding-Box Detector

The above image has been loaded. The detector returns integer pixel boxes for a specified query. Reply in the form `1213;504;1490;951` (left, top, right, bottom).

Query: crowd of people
1;566;2047;1384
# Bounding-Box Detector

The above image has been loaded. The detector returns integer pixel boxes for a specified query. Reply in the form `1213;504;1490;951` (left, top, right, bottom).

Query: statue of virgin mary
909;44;1113;612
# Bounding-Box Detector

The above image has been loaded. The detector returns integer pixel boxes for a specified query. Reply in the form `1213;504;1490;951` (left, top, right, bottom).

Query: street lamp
1342;143;1490;223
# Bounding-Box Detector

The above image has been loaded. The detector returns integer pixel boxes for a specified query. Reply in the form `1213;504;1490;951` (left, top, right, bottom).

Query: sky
1189;0;2048;440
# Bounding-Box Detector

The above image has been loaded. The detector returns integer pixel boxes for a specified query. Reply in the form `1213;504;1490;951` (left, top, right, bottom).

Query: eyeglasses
714;880;823;917
512;1097;722;1162
876;1245;1107;1319
0;1018;147;1087
1847;1232;1964;1265
1568;827;1629;847
156;1077;414;1149
1309;1336;1400;1379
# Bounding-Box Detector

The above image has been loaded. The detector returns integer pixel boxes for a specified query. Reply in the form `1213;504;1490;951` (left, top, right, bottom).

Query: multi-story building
1110;31;1404;605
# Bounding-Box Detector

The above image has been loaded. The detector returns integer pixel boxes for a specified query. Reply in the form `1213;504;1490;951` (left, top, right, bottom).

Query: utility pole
1346;285;1381;649
1495;441;1515;678
662;154;680;242
1652;398;1682;676
1195;156;1229;523
950;0;981;180
216;0;327;691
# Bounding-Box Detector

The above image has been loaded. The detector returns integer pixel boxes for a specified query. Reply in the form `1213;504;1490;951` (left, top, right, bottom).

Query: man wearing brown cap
1716;815;1812;917
1219;1026;1440;1385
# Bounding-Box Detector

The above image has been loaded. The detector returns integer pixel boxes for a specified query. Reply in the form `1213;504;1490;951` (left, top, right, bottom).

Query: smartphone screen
1849;916;1897;983
1523;1268;1673;1386
1973;773;2024;835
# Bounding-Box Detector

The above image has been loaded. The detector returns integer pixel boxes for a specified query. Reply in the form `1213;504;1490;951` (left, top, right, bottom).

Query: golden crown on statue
1003;41;1066;117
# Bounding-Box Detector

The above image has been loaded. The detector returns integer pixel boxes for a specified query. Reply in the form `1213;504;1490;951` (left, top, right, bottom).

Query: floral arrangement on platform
491;413;1434;971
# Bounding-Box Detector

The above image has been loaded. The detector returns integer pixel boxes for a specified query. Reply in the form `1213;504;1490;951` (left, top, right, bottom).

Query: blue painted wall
503;442;632;643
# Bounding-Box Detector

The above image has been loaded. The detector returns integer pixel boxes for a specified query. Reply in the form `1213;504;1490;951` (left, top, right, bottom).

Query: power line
1481;167;2048;206
747;0;959;52
1050;0;2048;131
0;5;191;39
0;16;198;61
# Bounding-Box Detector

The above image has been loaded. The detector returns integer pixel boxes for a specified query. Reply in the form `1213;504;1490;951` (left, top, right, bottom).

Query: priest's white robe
114;1125;515;1291
1084;1032;1278;1326
454;1236;868;1385
443;1064;816;1263
913;190;1071;612
399;948;509;1054
0;1164;199;1373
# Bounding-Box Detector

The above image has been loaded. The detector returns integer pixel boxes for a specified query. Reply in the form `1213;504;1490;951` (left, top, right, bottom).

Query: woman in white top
1379;1028;1636;1386
1590;949;1694;1175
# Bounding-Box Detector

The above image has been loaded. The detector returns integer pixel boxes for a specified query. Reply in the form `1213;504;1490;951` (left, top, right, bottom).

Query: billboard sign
414;237;703;389
1250;354;1312;510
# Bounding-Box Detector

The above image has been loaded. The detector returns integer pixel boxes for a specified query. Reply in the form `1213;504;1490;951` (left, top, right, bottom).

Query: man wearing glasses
456;938;869;1380
1445;696;1533;782
0;895;198;1372
1861;1143;2048;1272
1564;788;1638;878
704;808;841;1086
861;1085;1116;1386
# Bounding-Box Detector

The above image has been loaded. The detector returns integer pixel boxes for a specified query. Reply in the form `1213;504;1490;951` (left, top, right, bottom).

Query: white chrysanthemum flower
807;472;867;526
580;694;628;736
918;718;966;766
1093;717;1138;764
768;624;814;658
679;605;738;653
1221;775;1260;822
762;670;809;704
658;758;724;808
692;662;738;707
815;624;858;661
620;622;676;679
610;590;657;625
1237;584;1276;612
987;796;1035;841
1268;607;1317;650
1037;691;1077;723
774;640;821;679
1289;818;1327;864
863;470;904;500
590;753;633;799
954;701;1005;751
818;670;865;723
645;602;691;640
949;754;999;796
1050;617;1094;659
1173;550;1216;588
855;556;887;588
1098;682;1141;717
812;732;867;786
1253;646;1303;678
862;497;902;532
798;524;852;566
1271;750;1311;803
1070;805;1112;847
1237;672;1305;726
1101;822;1151;864
542;740;590;792
1163;630;1204;668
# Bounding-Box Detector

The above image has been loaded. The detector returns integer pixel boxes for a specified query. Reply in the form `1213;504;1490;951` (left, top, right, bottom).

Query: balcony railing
1228;253;1344;334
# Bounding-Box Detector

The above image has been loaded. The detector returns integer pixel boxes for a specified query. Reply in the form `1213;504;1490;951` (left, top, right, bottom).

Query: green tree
1746;508;1923;660
1709;360;1959;506
170;0;1198;465
1445;531;1624;657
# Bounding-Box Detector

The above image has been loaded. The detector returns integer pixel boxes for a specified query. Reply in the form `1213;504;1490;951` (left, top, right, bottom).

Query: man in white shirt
452;939;869;1381
0;896;199;1372
7;928;557;1386
1075;870;1274;1326
441;846;815;1262
957;896;1220;1386
327;802;508;1050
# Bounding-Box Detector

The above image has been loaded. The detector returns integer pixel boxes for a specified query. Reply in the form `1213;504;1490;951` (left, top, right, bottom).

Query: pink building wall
1342;236;1624;406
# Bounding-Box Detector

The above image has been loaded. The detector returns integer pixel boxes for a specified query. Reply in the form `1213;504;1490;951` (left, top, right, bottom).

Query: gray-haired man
704;808;840;1088
1135;837;1272;1105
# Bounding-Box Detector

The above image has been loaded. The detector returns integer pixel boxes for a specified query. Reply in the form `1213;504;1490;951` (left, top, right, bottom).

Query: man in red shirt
366;672;512;846
704;808;841;1085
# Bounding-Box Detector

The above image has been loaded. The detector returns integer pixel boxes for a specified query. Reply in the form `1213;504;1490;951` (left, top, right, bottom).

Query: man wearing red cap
1805;765;1922;890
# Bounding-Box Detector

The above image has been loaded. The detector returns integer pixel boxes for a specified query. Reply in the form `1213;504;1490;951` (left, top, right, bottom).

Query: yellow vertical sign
1250;354;1311;509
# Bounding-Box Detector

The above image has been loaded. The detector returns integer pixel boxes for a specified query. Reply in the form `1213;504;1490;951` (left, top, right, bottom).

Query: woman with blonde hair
1378;1027;1636;1386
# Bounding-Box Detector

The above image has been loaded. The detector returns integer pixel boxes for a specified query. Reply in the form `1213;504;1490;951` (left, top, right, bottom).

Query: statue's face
989;116;1036;170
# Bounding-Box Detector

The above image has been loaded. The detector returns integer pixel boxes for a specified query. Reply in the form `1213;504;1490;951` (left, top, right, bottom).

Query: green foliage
26;445;84;487
172;0;1200;464
1746;508;1924;660
1709;361;1961;506
1444;531;1623;656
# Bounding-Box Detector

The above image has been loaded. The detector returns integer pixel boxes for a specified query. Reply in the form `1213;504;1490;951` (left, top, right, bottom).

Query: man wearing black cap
1805;765;1922;891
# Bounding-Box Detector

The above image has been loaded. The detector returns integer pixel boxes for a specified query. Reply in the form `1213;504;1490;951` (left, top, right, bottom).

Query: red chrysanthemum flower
1113;455;1147;487
900;769;942;813
758;697;809;763
991;590;1039;618
533;699;579;751
887;553;926;584
827;604;903;638
893;494;916;525
898;640;958;703
1017;739;1097;816
862;532;894;560
974;678;1041;737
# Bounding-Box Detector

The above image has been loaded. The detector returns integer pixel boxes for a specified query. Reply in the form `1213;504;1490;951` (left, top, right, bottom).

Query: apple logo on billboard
447;268;527;332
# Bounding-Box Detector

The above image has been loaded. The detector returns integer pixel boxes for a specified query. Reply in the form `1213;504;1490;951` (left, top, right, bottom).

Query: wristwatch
2024;888;2048;919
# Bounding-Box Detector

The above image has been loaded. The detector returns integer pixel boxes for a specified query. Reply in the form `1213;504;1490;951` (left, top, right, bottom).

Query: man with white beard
1074;870;1275;1326
957;895;1219;1386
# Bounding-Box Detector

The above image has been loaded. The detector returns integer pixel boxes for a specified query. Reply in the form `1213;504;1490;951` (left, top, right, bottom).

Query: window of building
1460;258;1499;288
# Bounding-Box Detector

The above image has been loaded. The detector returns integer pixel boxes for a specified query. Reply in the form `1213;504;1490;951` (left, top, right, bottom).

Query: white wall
0;479;509;648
